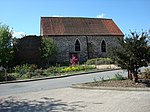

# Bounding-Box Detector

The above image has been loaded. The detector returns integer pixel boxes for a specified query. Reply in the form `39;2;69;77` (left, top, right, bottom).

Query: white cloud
12;31;26;38
96;13;106;18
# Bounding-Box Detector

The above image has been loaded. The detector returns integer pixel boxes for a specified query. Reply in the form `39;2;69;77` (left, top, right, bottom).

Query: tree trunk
128;69;138;82
132;73;138;82
128;69;133;80
133;66;139;82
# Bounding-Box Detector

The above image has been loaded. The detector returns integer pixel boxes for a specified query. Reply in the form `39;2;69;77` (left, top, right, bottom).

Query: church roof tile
41;17;124;36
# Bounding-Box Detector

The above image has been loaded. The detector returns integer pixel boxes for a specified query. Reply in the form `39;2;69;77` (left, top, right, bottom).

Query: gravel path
0;88;150;112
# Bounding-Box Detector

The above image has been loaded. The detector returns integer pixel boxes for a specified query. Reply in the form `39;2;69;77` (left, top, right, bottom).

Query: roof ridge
41;16;111;20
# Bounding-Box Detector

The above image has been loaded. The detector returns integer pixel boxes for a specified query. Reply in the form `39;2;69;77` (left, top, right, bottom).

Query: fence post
109;61;111;69
95;59;97;68
85;62;87;72
58;64;61;75
4;68;7;81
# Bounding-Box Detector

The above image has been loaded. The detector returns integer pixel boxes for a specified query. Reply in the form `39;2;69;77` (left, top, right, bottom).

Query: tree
0;23;14;68
40;37;58;66
112;32;150;82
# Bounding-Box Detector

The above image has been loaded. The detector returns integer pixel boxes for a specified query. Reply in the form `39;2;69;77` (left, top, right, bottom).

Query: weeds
112;72;125;80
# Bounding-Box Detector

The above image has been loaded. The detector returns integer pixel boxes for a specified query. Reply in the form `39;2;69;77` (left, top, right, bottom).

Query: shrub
35;68;44;75
141;68;150;79
0;71;5;81
14;64;37;78
86;58;113;65
61;65;95;73
0;71;17;82
46;66;61;74
112;73;125;80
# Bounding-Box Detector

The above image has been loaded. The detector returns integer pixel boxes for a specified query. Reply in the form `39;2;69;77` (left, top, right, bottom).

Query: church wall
48;36;88;63
15;35;122;66
87;35;122;58
47;35;122;63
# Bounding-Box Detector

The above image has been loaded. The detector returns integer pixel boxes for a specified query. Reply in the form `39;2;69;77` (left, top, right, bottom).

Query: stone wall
15;35;42;65
46;35;122;63
15;35;122;66
47;36;88;63
87;35;121;58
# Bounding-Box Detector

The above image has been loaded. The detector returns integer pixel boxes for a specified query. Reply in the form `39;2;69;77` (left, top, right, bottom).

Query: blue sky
0;0;149;37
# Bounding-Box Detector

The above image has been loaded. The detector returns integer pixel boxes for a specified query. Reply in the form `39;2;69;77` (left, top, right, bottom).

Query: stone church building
40;17;124;63
15;17;123;65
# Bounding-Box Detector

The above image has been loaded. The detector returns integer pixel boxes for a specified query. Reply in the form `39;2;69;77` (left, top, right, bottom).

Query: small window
101;40;106;52
75;40;80;51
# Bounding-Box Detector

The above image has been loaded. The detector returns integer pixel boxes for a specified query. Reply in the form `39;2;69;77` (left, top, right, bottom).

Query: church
15;17;124;65
40;17;124;63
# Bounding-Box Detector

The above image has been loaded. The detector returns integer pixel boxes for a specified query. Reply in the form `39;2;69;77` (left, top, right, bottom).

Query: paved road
0;67;149;96
0;88;150;112
0;69;125;96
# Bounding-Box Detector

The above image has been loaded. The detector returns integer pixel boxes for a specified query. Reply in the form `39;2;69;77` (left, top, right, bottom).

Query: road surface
0;67;149;96
0;88;150;112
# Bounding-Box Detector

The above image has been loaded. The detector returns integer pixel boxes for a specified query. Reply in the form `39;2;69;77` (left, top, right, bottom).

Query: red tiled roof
40;17;124;36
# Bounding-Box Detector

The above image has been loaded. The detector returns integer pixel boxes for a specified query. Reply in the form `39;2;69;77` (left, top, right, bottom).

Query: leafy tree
112;32;150;82
40;37;58;66
0;23;14;68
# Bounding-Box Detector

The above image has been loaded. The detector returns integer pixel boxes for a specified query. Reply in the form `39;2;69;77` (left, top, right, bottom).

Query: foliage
35;68;44;75
0;23;14;68
86;58;113;65
141;68;150;79
14;64;37;77
46;66;61;74
0;71;6;81
99;76;105;81
0;71;16;82
40;37;58;66
61;65;95;73
0;64;96;82
111;32;150;81
112;73;125;80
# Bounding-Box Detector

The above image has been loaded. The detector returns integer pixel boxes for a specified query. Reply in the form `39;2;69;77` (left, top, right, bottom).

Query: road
0;67;149;96
0;88;150;112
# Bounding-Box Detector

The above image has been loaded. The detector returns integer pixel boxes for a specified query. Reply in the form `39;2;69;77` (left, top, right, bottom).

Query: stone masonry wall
47;36;88;63
87;35;122;58
15;35;122;66
47;35;122;63
15;36;42;65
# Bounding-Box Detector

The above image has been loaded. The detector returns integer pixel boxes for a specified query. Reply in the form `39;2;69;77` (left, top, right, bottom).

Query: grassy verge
0;65;119;82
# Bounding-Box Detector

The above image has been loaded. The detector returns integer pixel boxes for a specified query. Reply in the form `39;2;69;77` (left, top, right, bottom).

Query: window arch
75;39;81;51
101;40;106;52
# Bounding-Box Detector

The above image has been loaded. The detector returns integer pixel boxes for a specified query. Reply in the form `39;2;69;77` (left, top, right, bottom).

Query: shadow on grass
139;79;150;87
0;96;86;112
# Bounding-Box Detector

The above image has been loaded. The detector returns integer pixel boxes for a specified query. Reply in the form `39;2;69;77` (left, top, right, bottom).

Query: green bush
14;64;38;78
0;71;5;81
46;66;61;74
0;71;17;82
35;69;44;75
112;73;125;80
86;58;113;65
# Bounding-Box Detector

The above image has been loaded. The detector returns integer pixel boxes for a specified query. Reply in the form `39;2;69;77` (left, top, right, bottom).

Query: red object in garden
70;54;78;66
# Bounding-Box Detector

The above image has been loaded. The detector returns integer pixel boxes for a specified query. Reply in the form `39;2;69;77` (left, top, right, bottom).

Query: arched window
75;39;81;51
101;40;106;52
